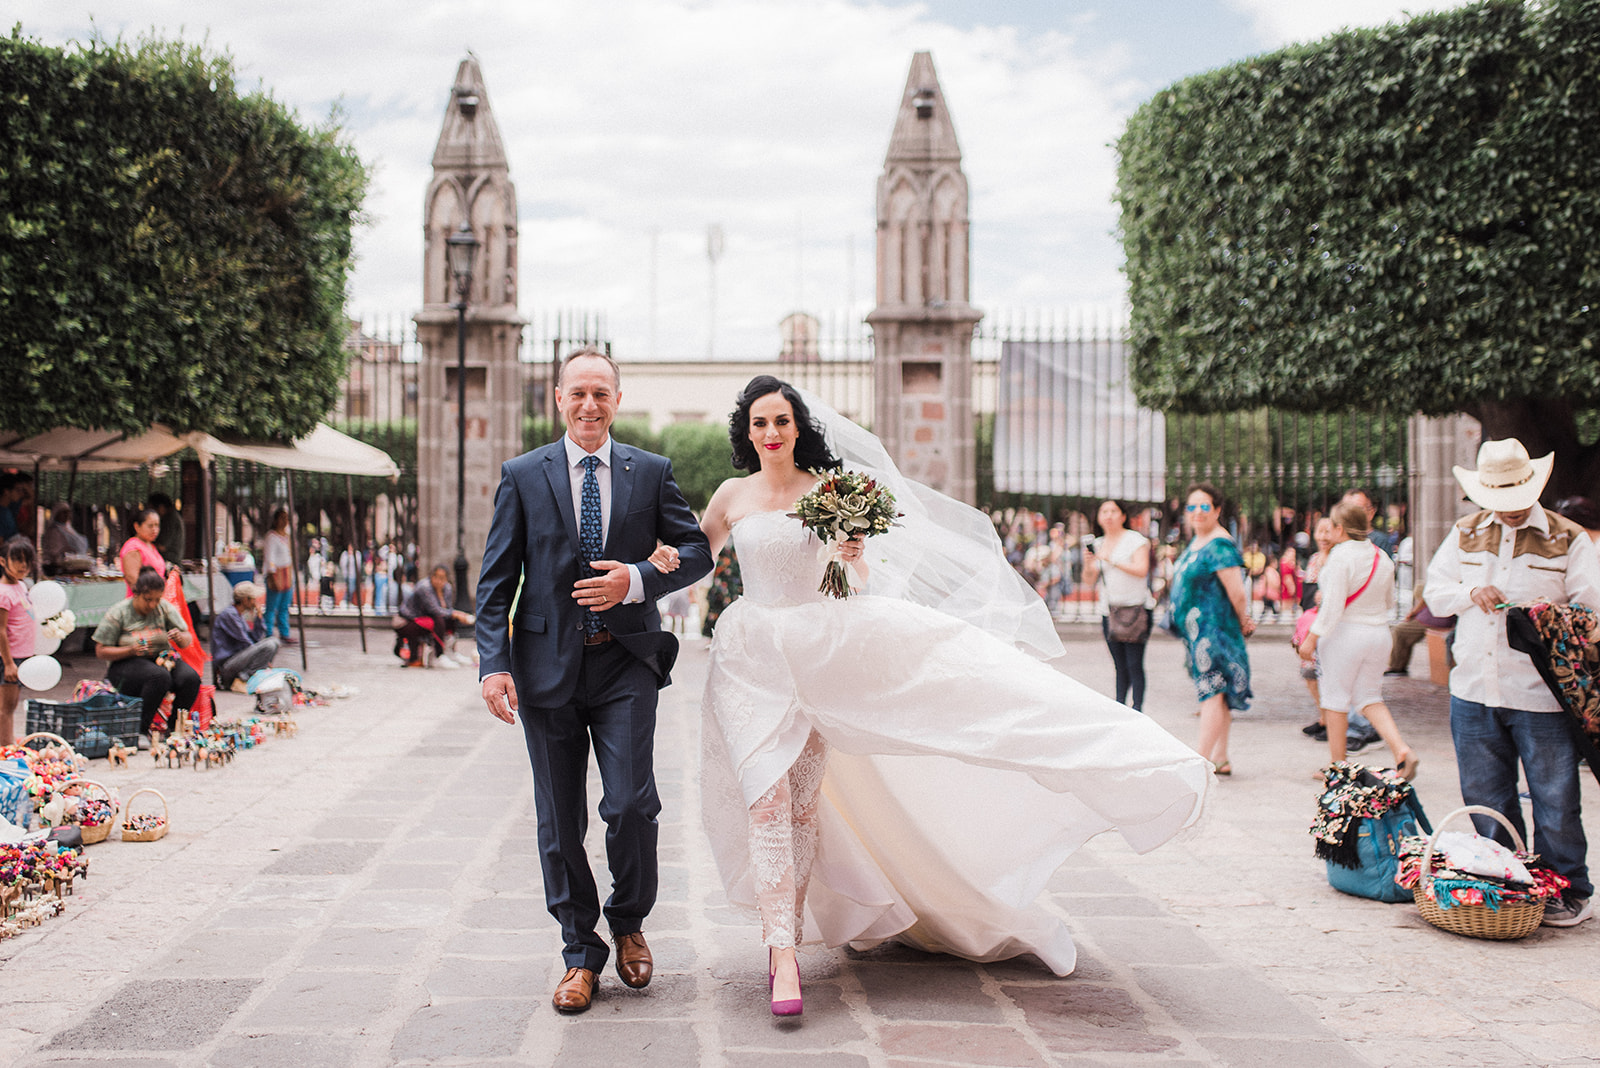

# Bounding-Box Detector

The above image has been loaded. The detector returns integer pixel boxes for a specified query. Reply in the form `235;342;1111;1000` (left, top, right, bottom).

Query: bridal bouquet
41;610;76;641
789;469;902;599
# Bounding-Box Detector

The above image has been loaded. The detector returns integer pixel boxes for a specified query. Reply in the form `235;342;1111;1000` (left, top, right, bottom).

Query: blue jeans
264;586;292;639
1450;697;1591;898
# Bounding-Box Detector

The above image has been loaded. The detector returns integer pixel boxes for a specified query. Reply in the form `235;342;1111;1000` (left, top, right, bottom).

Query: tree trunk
1466;398;1600;505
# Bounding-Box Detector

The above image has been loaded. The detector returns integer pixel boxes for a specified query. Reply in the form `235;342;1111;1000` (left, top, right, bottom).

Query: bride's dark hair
728;375;841;473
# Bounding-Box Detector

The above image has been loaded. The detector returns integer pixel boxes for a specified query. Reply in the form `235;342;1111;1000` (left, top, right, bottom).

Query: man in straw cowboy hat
1424;438;1600;926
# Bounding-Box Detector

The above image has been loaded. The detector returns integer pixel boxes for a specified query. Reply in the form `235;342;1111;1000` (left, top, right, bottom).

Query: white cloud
1224;0;1479;47
14;0;1148;359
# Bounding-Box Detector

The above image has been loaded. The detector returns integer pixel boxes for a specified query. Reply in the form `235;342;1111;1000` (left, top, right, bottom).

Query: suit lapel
608;444;636;552
543;449;580;549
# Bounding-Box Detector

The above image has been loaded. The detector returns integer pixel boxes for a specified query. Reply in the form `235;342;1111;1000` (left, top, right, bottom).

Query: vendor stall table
58;575;211;629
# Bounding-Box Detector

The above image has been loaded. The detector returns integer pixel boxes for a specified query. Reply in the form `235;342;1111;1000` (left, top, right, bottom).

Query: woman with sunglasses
1170;483;1255;775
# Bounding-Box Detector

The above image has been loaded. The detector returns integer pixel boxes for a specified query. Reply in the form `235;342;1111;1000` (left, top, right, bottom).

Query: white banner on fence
994;339;1166;500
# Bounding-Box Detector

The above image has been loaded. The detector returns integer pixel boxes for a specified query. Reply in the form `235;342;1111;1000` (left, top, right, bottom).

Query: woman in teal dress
1170;482;1255;775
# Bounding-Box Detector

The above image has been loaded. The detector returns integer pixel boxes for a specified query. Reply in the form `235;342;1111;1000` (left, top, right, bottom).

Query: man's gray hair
559;346;620;388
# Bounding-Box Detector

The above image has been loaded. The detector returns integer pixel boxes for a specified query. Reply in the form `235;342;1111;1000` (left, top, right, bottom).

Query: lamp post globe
446;221;479;616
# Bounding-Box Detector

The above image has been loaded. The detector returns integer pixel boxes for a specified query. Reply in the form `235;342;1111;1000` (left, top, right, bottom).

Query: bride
651;375;1211;1017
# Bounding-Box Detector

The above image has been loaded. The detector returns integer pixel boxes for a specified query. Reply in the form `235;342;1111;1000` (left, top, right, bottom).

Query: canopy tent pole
30;460;42;581
345;474;367;653
285;471;308;671
203;461;217;637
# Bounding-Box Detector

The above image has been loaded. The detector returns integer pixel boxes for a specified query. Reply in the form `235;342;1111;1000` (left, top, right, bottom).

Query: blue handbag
1326;795;1432;903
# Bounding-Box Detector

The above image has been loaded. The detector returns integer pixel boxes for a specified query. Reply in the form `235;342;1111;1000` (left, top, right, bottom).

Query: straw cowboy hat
1453;438;1554;512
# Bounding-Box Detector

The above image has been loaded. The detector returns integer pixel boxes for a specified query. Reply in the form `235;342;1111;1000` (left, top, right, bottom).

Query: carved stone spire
867;52;982;502
414;57;525;595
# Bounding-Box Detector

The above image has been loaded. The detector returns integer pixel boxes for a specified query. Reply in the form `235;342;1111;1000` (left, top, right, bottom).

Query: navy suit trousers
518;641;661;972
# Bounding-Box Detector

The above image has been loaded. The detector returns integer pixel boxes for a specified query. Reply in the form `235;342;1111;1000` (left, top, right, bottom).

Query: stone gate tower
415;57;526;592
867;51;982;503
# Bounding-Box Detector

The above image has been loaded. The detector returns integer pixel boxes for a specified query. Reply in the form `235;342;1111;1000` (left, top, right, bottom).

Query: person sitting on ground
1385;580;1455;678
40;502;90;573
394;565;473;668
211;581;280;693
95;567;199;742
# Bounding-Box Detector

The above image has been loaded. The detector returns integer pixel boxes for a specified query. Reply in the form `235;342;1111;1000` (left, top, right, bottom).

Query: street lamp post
446;220;480;615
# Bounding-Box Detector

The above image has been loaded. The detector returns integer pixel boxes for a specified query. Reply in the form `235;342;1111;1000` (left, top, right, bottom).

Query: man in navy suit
477;348;712;1013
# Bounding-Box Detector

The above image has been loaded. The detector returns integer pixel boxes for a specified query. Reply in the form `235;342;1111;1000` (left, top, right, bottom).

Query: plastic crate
25;693;142;759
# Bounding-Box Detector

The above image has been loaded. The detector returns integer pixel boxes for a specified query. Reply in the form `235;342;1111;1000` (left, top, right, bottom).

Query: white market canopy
0;423;399;478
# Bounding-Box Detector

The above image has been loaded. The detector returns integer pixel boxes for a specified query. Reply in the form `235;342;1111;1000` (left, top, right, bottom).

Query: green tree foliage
1117;0;1600;495
660;421;737;512
1;32;368;439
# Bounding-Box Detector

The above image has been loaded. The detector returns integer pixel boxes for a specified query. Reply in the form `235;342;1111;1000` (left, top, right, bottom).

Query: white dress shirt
1424;506;1600;711
563;435;645;606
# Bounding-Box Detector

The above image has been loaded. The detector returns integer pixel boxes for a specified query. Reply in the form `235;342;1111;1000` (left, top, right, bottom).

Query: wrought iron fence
23;308;1412;626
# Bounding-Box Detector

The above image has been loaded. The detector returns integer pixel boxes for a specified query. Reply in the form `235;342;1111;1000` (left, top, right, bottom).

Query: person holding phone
94;567;199;742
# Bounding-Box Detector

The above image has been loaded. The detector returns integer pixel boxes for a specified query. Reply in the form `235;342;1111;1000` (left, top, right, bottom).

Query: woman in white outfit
653;376;1211;1018
1297;500;1418;778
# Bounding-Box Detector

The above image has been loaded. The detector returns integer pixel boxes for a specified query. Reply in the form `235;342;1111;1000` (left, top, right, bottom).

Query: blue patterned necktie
579;454;604;635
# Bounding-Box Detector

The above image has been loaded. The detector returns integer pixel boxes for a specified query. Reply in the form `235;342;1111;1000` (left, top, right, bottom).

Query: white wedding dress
700;507;1213;977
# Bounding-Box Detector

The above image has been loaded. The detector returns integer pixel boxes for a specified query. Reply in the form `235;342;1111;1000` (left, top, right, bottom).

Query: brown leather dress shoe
614;931;652;989
552;967;597;1013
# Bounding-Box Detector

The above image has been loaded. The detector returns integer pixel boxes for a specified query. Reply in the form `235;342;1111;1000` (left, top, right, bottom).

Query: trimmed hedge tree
1117;0;1600;497
1;32;367;440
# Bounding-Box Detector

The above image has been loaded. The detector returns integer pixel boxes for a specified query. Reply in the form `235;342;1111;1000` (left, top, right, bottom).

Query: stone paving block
569;972;695;1018
729;1054;870;1068
656;864;688;902
647;935;698;972
879;1021;1049;1066
499;835;542;855
647;904;690;933
1076;918;1221;965
408;744;474;759
148;930;294;977
18;1058;181;1068
1197;1036;1371;1067
46;977;259;1051
390;999;530;1060
1347;1036;1522;1067
206;1033;357;1068
263;841;382;876
207;907;324;930
424;956;549;999
981;952;1111;984
298;926;427;970
395;836;479;863
554;1019;698;1065
712;978;865;1048
851;961;1001;1023
246;970;398;1029
330;889;453;927
236;875;355;903
461;895;549;930
370;862;460;890
310;816;402;840
441;928;559;958
1053;894;1167;917
1130;966;1328;1036
1000;983;1179;1056
1046;866;1139;895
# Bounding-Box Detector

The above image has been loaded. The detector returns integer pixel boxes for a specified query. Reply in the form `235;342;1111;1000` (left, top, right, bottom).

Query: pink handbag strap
1345;546;1381;608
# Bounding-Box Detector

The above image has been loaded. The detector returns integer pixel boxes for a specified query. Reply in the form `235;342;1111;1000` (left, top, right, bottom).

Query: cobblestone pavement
2;621;1596;1067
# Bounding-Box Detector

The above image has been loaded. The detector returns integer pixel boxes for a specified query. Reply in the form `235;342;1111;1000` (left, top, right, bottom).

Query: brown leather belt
583;628;612;646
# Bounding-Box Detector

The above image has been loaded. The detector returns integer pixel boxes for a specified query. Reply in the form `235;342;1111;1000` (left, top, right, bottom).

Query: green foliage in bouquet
788;469;902;599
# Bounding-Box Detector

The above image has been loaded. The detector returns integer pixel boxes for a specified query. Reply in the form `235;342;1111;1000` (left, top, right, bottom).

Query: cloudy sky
15;0;1473;359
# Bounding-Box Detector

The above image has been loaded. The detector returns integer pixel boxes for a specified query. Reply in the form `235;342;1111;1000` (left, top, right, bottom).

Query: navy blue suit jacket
475;439;712;709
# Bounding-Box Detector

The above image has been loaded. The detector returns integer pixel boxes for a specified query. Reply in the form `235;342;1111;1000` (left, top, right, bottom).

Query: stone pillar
414;58;527;589
866;52;982;503
1408;413;1482;572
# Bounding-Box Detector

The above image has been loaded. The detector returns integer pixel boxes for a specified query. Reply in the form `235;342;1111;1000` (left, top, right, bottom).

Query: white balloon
31;623;60;657
29;580;67;621
17;655;62;691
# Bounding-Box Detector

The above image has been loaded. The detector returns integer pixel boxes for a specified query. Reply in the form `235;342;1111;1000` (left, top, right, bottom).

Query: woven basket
121;787;169;843
60;779;116;845
1414;805;1545;940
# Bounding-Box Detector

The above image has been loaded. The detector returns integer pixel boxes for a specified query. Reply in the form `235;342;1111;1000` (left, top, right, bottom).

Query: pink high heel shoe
769;948;803;1017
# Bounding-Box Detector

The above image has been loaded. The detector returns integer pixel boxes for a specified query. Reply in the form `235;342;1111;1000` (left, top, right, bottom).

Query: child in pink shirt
0;538;37;744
